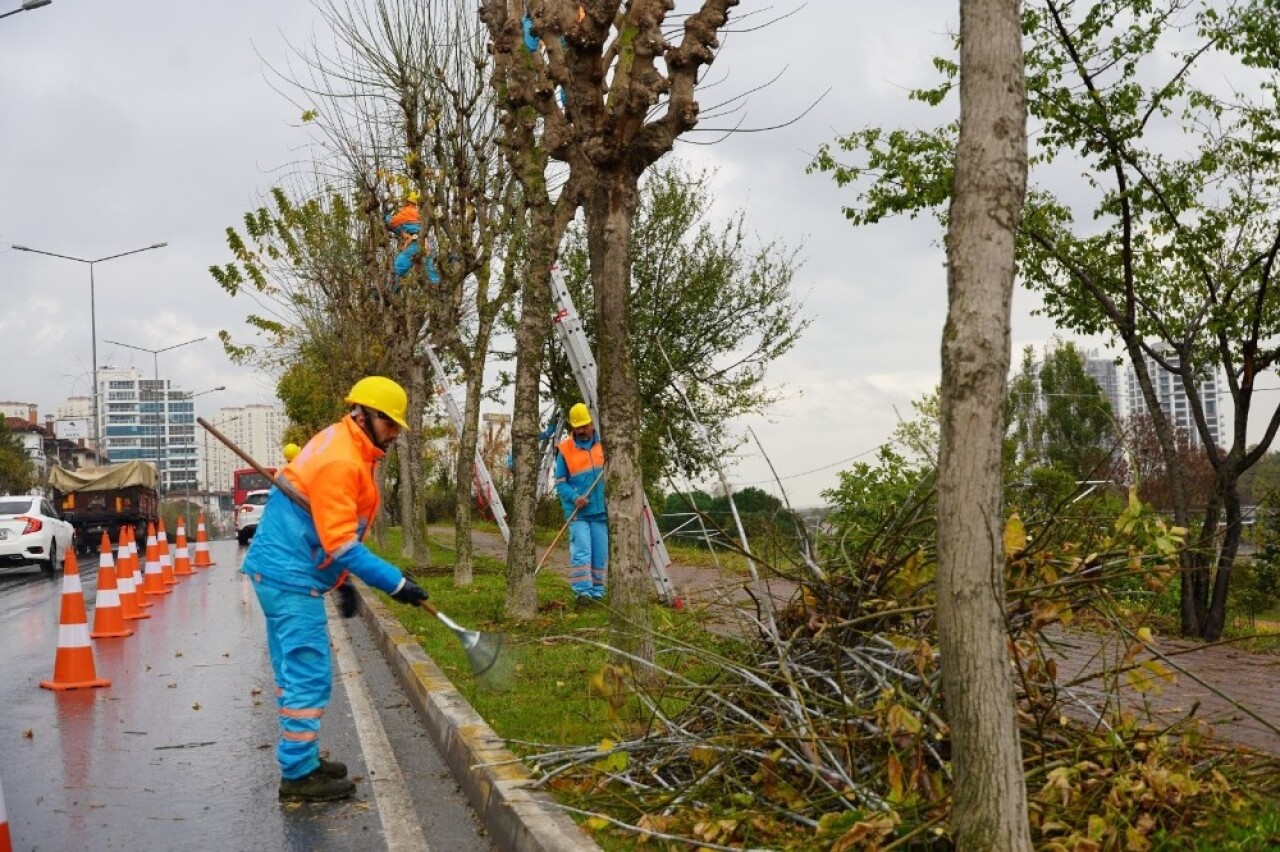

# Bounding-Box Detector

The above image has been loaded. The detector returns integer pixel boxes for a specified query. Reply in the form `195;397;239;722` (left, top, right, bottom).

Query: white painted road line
329;601;430;852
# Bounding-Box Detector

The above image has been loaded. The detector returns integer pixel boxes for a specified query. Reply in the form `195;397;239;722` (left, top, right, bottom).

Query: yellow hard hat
567;402;592;428
405;189;420;204
283;443;302;462
345;376;410;429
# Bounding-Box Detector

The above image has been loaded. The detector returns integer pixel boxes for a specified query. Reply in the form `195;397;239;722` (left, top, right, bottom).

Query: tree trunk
398;360;431;569
371;451;390;552
1203;457;1244;640
1118;341;1203;634
587;169;653;668
452;365;480;587
505;207;556;620
936;0;1031;848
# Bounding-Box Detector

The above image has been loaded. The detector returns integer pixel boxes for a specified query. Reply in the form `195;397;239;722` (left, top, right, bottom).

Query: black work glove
336;582;358;619
391;577;429;606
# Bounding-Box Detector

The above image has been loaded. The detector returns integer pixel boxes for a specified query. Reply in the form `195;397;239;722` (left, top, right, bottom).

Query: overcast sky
0;1;1086;507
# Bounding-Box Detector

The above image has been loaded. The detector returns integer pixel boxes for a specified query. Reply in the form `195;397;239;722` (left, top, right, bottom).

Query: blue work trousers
568;517;608;599
252;579;332;780
393;241;441;282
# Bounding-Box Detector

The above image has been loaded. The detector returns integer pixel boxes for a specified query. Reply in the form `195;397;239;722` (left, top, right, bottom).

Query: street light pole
205;413;242;534
0;0;52;20
12;241;167;462
102;335;206;496
185;386;225;524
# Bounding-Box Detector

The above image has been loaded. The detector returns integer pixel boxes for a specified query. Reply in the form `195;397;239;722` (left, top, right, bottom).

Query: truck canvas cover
49;461;159;492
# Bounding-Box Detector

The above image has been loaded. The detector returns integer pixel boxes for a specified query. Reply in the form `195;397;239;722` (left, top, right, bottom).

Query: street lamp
12;241;167;460
183;386;225;527
204;413;241;530
0;0;52;20
102;335;206;495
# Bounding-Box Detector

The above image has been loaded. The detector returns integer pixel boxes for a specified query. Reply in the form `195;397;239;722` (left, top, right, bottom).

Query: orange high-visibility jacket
243;415;401;595
387;203;421;235
554;433;605;521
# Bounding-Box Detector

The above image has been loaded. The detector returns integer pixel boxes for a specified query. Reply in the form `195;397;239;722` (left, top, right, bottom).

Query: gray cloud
1;1;1074;507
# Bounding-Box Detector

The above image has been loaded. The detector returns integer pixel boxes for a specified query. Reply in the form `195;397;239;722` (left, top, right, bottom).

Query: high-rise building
96;367;199;493
204;404;289;494
1124;345;1222;449
1083;351;1123;417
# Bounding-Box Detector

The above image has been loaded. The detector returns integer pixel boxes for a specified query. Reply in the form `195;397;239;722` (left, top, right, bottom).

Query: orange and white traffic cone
172;517;194;577
89;532;133;639
141;524;170;598
157;519;177;585
39;549;111;691
126;526;152;608
193;513;216;567
0;773;11;852
116;527;149;620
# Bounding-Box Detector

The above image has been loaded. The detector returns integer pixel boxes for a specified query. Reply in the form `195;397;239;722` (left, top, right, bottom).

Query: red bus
232;467;277;507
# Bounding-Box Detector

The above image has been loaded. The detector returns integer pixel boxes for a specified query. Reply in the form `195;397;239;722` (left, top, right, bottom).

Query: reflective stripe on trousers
252;579;332;780
568;518;608;597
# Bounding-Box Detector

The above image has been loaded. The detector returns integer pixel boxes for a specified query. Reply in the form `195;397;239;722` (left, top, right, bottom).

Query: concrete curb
354;581;600;852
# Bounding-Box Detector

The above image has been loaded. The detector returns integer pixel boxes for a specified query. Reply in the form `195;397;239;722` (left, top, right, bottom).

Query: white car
236;489;270;546
0;494;75;573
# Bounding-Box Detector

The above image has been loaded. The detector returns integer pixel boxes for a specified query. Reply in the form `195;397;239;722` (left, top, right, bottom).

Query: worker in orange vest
385;190;440;284
554;402;606;605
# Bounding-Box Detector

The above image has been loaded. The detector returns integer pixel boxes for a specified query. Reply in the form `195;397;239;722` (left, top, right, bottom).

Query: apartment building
203;404;288;493
96;367;198;493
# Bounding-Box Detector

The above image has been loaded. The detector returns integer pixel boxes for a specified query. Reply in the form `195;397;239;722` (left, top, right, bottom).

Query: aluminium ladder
535;414;564;502
549;265;681;607
425;344;511;543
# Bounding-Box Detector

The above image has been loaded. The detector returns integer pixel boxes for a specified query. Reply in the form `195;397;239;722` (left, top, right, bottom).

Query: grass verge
369;527;739;751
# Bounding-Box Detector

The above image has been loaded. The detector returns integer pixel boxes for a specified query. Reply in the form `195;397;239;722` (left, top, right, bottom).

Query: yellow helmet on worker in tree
282;443;302;462
405;189;420;204
345;376;410;429
568;402;593;428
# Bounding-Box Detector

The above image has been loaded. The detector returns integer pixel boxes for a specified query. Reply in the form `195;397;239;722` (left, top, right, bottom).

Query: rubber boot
279;767;356;802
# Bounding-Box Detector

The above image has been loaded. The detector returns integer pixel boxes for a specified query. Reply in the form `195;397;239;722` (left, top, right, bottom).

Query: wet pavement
0;538;493;851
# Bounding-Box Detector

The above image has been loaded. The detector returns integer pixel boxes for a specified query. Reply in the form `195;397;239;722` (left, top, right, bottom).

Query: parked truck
48;461;159;555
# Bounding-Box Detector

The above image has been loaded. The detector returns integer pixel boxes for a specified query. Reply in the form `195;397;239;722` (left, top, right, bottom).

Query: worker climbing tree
385;189;440;284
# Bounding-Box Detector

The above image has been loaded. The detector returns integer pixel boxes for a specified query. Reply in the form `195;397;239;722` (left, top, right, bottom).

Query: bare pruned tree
480;0;739;663
263;0;517;574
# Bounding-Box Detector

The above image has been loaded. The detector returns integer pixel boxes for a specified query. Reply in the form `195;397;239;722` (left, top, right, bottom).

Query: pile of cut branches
518;492;1280;850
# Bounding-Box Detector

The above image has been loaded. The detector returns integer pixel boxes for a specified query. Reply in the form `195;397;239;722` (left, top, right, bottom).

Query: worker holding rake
555;402;607;606
243;376;430;803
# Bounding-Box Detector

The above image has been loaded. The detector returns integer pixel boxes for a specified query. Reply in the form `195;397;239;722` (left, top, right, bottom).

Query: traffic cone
172;517;194;577
157;519;177;585
126;526;152;608
114;527;149;621
193;513;216;567
141;524;170;597
89;532;133;639
1;773;11;852
39;549;111;691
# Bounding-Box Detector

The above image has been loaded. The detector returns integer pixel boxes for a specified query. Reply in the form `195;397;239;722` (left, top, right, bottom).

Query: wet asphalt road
0;538;494;852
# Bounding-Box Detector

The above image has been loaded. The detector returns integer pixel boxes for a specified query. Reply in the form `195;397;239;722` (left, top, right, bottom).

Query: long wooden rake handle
532;464;605;576
533;504;580;576
196;417;446;620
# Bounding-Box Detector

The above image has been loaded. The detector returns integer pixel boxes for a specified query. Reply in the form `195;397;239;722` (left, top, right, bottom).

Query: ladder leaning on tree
425;343;511;544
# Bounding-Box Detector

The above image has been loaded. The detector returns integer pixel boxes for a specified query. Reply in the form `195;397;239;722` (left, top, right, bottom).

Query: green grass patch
369;526;740;752
1152;800;1280;850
